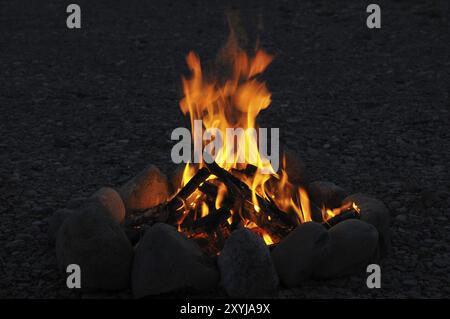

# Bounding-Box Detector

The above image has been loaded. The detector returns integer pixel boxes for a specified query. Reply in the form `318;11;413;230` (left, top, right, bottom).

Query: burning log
124;160;360;249
167;167;210;213
191;207;231;233
123;160;360;244
198;181;218;198
205;161;249;196
205;161;293;228
321;208;360;229
231;164;257;177
178;208;197;229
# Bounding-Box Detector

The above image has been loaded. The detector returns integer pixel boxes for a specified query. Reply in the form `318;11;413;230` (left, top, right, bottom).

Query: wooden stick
124;202;169;227
167;167;210;212
231;164;257;177
205;161;293;226
191;207;231;233
198;181;218;198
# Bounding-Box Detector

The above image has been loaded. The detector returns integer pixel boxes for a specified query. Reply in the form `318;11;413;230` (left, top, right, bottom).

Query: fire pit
50;29;390;298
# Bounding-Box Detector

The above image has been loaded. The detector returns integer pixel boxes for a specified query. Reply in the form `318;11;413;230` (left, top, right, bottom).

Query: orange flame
176;30;314;244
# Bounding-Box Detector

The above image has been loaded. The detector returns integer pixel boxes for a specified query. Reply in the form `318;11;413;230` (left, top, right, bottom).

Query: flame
262;232;274;245
352;202;361;214
298;187;312;223
181;162;195;188
201;202;209;218
215;183;227;210
175;29;341;245
179;32;274;176
321;201;360;222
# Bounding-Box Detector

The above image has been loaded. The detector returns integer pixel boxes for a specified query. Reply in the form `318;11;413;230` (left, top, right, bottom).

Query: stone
307;181;348;209
313;219;379;279
56;205;133;291
89;187;125;224
132;223;219;298
218;228;279;297
119;165;169;213
283;148;308;185
343;193;391;257
47;208;73;243
271;222;330;287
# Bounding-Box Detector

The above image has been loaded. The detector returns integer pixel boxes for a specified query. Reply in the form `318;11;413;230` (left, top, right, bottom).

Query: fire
262;232;274;245
173;29;319;246
215;183;227;210
321;201;361;222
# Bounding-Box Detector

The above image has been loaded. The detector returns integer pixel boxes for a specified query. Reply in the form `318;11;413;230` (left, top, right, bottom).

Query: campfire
126;30;361;255
52;25;390;298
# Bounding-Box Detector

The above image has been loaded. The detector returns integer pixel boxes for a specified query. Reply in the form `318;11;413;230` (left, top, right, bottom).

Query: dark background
0;0;448;298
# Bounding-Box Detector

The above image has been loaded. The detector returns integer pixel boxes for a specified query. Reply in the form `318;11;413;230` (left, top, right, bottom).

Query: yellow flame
215;183;227;210
179;32;275;190
298;187;312;222
201;202;209;218
327;209;335;218
174;29;350;245
262;232;274;245
352;202;361;214
321;201;359;222
181;162;195;187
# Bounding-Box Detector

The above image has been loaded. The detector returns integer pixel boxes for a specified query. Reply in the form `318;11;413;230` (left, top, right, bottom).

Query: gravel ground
0;0;448;298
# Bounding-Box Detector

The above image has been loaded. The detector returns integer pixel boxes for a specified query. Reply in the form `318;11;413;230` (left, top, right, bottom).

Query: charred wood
191;207;231;233
124;203;170;227
206;161;293;227
167;167;210;215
